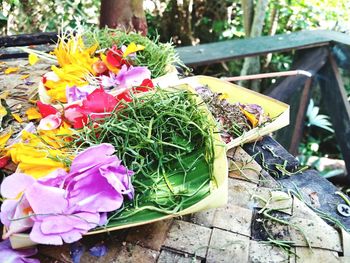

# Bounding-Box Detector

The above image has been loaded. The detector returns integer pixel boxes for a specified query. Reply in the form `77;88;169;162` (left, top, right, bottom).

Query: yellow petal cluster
44;35;99;103
7;125;73;179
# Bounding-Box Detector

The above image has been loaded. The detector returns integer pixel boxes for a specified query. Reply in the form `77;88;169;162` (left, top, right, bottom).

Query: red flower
116;90;133;103
64;104;88;129
37;101;59;118
64;89;119;129
0;156;10;168
106;46;130;69
133;79;154;93
81;88;118;112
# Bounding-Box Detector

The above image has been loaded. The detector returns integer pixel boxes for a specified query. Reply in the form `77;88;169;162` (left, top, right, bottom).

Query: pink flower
64;89;119;129
37;112;62;130
37;101;58;117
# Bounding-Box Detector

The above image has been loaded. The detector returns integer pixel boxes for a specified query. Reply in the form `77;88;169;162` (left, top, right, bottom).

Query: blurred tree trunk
100;0;147;35
239;0;269;91
264;5;279;69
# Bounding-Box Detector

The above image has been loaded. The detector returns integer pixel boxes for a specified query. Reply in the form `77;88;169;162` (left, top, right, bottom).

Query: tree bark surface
100;0;147;35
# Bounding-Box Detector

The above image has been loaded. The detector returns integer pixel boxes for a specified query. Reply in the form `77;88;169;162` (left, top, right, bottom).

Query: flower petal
123;42;145;58
25;107;42;120
25;183;68;214
36;101;59;117
30;222;63;245
66;86;90;104
0;239;39;263
28;53;39;66
0;129;12;147
37;113;62;131
115;65;151;89
0;173;35;199
81;88;118;113
69;143;115;174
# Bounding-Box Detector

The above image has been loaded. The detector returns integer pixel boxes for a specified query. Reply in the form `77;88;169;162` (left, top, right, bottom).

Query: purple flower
0;239;39;263
64;143;134;213
100;65;151;90
66;85;97;104
0;173;36;238
0;144;134;246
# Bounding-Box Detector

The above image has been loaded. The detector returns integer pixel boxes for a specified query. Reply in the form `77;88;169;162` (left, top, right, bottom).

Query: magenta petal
1;173;35;199
40;215;76;234
30;222;63;245
99;212;107;225
40;212;98;234
25;183;68;214
69;177;124;213
100;72;119;88
100;165;134;198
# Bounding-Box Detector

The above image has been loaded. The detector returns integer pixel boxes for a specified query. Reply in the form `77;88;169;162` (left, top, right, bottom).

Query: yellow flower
39;122;73;149
28;53;39;65
123;42;145;58
25;107;42;120
0;104;7;119
7;130;71;179
44;34;99;102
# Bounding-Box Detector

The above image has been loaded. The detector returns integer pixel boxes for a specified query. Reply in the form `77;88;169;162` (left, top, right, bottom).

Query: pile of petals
40;32;152;104
1;143;134;245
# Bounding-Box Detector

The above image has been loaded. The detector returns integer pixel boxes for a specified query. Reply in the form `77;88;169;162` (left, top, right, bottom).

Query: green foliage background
1;0;349;39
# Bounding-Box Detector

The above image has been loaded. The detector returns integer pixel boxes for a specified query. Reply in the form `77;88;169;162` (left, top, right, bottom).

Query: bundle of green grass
84;28;185;78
